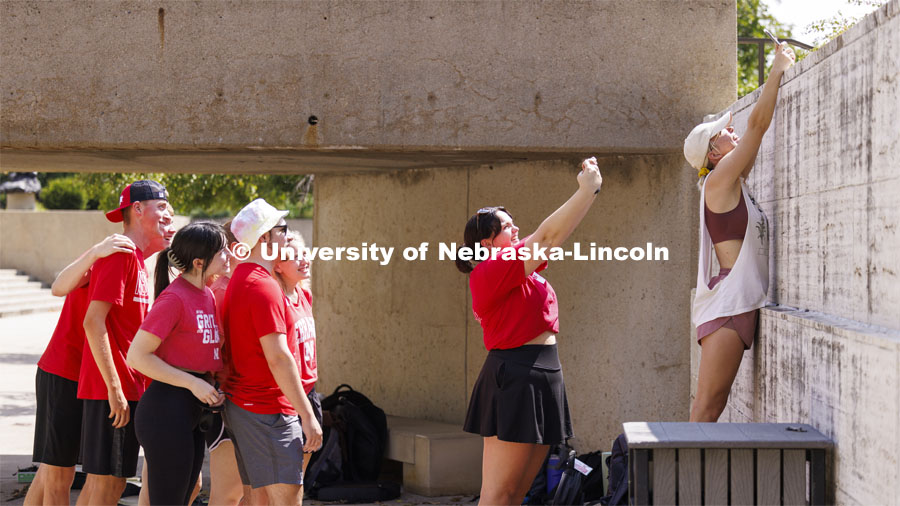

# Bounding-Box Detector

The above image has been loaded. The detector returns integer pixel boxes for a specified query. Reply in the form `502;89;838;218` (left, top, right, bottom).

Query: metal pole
758;41;766;87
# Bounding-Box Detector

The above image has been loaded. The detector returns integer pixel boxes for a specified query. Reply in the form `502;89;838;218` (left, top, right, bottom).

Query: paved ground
0;311;474;505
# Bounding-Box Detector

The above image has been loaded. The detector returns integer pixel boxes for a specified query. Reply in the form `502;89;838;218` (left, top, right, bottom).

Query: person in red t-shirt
456;158;603;505
222;199;323;505
127;222;230;505
24;234;136;506
201;218;245;506
273;234;321;481
80;180;174;506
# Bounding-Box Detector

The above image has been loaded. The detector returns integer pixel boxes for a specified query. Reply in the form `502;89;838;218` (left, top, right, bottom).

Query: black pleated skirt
464;344;573;445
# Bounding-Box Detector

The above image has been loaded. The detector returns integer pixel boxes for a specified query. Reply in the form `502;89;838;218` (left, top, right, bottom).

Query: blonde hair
276;231;311;293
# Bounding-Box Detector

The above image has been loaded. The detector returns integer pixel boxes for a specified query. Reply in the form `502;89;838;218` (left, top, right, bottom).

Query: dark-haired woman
684;43;794;423
457;157;603;505
127;222;230;505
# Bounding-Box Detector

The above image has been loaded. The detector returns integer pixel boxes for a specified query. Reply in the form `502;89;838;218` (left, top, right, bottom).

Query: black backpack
599;434;629;505
305;384;395;502
524;444;608;505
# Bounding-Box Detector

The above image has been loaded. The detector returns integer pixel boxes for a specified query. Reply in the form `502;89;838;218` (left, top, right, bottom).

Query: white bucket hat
231;198;289;248
684;111;733;171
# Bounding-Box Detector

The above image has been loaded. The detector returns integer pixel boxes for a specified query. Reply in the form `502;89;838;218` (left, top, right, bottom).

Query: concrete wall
690;2;900;503
0;210;189;286
1;0;735;173
315;154;698;452
0;0;739;463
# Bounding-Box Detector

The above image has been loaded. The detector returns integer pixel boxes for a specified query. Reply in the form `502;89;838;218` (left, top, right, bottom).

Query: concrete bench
385;415;483;496
624;422;833;505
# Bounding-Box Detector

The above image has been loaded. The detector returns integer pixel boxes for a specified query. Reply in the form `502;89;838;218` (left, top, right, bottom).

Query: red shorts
697;268;759;350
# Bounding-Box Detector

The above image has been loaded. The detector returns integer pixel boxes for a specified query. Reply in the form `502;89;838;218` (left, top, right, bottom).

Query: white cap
683;111;733;170
231;198;289;247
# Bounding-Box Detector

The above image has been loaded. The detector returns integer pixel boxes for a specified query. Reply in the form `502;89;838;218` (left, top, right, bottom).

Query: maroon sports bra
705;194;748;244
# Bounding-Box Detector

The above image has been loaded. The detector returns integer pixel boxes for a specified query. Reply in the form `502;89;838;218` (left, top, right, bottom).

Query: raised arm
126;330;222;405
260;332;323;453
523;157;603;274
708;43;795;188
51;234;135;296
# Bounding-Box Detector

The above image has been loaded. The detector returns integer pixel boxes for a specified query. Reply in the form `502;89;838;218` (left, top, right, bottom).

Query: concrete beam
1;0;735;172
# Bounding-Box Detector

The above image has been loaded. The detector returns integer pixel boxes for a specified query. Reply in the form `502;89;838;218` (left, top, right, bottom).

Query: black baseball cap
105;180;169;223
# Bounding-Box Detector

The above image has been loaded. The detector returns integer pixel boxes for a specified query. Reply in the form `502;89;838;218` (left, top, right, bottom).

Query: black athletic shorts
204;412;234;452
464;344;573;445
33;368;83;467
81;399;140;477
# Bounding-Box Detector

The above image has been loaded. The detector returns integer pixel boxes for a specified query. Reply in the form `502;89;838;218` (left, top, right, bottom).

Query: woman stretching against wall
684;42;794;422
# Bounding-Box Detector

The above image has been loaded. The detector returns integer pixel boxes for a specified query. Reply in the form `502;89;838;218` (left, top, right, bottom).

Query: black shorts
204;412;234;452
81;399;140;477
464;344;573;445
308;387;323;426
33;368;83;467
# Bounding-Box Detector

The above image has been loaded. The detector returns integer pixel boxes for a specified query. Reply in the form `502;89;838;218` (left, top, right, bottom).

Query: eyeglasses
475;206;506;236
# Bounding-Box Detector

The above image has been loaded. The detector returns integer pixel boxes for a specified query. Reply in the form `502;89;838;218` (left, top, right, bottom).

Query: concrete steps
0;269;63;318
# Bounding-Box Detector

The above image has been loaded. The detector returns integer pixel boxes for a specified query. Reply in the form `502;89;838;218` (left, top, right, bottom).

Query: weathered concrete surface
0;210;189;285
716;308;900;505
689;2;900;503
315;155;698;453
740;0;900;330
1;0;735;172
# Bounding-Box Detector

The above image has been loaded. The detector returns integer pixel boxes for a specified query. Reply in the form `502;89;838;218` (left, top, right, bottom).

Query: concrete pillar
5;193;36;210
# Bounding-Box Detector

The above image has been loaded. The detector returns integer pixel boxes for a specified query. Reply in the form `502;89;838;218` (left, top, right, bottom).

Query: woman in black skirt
456;157;603;505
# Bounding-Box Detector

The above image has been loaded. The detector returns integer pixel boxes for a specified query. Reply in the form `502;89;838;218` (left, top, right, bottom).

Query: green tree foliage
737;0;798;97
40;177;86;210
70;173;314;219
805;0;888;46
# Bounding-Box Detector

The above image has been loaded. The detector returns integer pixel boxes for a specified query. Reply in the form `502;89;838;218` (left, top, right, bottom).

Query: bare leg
189;472;202;504
246;486;266;506
76;474;126;506
209;442;244;506
479;437;550;505
691;326;746;422
138;463;148;506
29;464;76;505
261;483;302;506
23;465;45;506
299;452;312;500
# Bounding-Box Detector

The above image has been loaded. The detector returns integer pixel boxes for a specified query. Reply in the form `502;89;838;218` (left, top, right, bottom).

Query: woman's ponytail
154;247;174;299
455;252;475;274
153;222;225;298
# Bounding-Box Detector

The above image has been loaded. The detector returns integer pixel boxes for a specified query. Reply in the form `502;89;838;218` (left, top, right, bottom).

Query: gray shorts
223;399;305;488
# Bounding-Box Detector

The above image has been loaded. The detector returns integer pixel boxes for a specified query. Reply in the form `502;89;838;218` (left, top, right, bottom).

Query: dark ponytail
455;206;511;274
154;221;226;298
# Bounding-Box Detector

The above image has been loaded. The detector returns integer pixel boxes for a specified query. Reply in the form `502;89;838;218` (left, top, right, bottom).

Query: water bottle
546;453;563;494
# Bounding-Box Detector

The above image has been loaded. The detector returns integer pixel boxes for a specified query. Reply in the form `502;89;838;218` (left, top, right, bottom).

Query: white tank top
692;178;770;327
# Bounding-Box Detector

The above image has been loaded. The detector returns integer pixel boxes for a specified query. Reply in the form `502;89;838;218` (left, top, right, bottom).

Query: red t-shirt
78;249;149;401
209;275;230;325
38;281;91;382
139;276;223;372
222;263;294;415
469;240;559;350
285;287;317;395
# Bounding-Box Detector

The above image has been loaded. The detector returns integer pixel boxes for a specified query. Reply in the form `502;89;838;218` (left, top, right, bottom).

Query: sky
766;0;886;44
